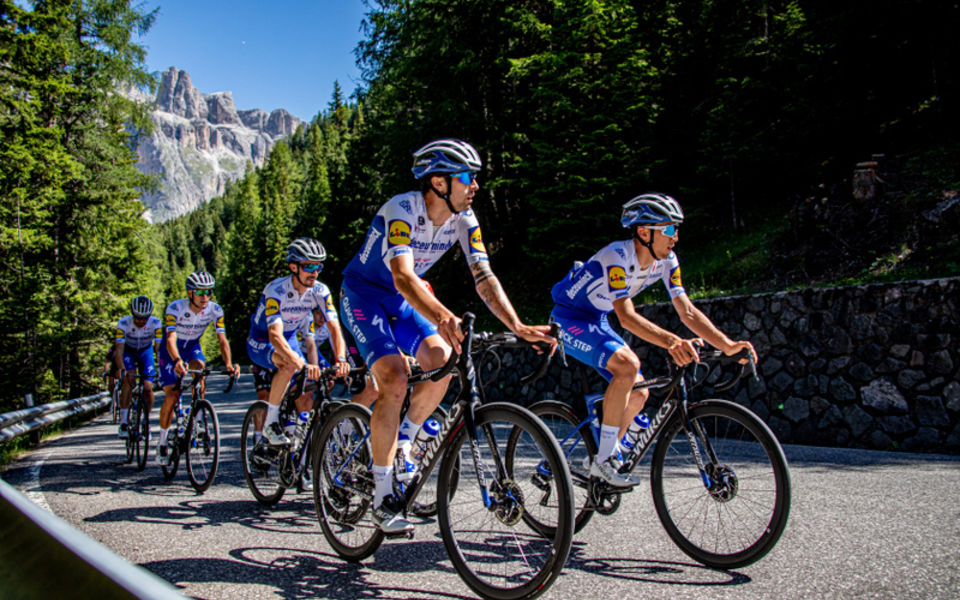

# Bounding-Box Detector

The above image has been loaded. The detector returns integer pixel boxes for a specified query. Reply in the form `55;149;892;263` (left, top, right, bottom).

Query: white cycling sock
120;409;129;424
265;402;280;426
397;415;419;456
373;464;394;508
597;424;620;462
159;427;169;445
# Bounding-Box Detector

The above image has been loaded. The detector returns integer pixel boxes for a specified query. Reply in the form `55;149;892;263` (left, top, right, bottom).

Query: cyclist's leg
139;346;158;413
118;351;137;437
156;341;186;463
395;333;452;480
250;330;300;444
249;364;273;440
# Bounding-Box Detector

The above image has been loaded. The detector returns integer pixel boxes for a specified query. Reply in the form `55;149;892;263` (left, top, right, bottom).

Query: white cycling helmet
620;193;685;228
130;296;153;318
411;138;482;179
286;237;326;263
185;270;215;291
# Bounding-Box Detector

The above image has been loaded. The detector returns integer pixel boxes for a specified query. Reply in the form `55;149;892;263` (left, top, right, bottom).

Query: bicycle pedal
384;529;415;540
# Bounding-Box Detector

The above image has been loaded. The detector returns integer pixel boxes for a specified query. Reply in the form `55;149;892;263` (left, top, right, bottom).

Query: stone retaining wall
469;277;960;454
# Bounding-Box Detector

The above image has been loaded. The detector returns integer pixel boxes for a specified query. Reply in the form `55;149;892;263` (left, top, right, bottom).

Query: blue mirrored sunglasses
646;224;679;237
299;262;323;273
452;171;478;185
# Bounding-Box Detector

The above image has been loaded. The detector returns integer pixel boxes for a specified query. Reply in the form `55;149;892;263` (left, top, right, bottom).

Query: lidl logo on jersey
265;298;280;317
325;295;334;312
669;266;682;288
607;266;627;290
468;226;486;254
388;220;412;246
114;328;124;339
216;316;224;329
164;314;176;328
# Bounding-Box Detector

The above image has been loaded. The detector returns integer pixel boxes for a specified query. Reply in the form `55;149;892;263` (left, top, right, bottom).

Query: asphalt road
2;373;959;600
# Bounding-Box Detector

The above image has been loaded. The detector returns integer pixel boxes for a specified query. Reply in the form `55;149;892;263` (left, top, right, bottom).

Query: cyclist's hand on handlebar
668;337;702;366
305;363;322;381
725;340;758;365
334;359;350;379
513;323;558;355
438;313;464;353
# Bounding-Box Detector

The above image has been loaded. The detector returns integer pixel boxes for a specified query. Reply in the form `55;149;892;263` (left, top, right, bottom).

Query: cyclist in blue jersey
113;296;162;439
551;193;757;486
340;138;556;533
156;271;239;465
246;238;349;446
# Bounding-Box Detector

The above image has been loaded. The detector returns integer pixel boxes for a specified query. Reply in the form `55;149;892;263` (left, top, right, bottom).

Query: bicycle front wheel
125;397;137;464
240;401;286;506
135;398;150;472
437;402;574;600
185;399;220;493
312;402;383;561
651;399;791;569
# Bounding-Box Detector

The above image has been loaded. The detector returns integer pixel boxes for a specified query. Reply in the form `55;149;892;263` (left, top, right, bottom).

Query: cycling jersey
551;240;685;318
342;191;489;293
248;276;338;337
163;298;226;341
114;315;162;351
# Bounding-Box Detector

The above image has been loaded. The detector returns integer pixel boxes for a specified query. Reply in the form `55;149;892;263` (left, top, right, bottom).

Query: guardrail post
24;394;41;445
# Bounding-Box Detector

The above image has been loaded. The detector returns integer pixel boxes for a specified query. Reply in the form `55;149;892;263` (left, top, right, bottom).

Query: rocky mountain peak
137;67;305;222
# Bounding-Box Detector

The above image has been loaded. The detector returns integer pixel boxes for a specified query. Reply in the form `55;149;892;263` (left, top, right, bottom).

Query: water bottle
294;411;310;443
585;393;603;441
620;412;650;451
176;405;187;437
411;418;441;464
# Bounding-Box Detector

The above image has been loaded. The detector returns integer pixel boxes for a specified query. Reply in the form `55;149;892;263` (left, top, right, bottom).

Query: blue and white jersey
342;191;489;292
114;315;162;351
163;299;225;342
551;240;686;318
249;276;338;337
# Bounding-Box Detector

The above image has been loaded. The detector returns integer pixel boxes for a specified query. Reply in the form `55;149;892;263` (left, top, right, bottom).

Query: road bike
513;346;791;569
240;365;363;505
311;313;574;600
161;368;236;493
120;372;151;472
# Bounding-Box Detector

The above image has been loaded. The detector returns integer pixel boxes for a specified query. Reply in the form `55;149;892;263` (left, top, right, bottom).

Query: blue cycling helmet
286;237;326;263
620;193;685;228
411;139;482;179
185;271;215;291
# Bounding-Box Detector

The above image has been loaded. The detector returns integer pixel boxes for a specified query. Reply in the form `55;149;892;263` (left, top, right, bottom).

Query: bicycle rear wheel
651;399;791;569
312;402;383;561
511;400;597;534
135;397;150;472
162;439;180;481
437;402;574;600
112;388;120;424
240;401;286;506
185;399;220;493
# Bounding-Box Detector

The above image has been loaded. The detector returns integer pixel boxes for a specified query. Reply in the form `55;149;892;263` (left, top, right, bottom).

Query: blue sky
137;1;369;121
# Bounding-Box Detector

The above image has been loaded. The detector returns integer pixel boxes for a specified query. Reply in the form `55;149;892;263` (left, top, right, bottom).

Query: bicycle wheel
112;388;120;424
135;397;150;472
651;399;791;569
185;399;220;493
162;438;180;481
125;397;137;464
510;400;597;534
437;402;574;600
312;402;382;561
240;401;286;506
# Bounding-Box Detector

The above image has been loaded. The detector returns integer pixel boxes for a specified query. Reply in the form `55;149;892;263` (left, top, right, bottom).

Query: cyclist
340;138;556;533
112;296;162;439
246;237;349;446
156;271;238;465
550;193;757;486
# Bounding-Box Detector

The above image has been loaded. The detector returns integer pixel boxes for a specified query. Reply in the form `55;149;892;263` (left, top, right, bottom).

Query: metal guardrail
0;392;109;444
0;478;186;599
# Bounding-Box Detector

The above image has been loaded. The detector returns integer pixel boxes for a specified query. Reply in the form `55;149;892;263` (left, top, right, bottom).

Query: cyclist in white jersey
156;271;238;465
550;193;757;486
113;296;162;439
246;238;349;446
340;138;556;533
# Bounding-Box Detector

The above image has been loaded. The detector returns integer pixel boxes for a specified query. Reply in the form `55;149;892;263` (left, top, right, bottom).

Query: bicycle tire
161;428;181;481
185;398;220;493
650;399;791;569
135;396;150;472
511;400;597;534
125;395;137;464
240;401;286;506
437;402;574;600
112;387;120;424
311;402;383;561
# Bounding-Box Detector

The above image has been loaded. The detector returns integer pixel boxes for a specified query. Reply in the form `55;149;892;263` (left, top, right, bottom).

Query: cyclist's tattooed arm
472;261;520;330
